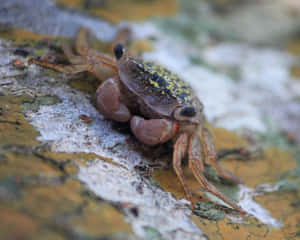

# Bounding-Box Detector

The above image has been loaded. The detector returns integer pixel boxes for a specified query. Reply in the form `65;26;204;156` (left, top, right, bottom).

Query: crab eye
114;43;125;60
173;106;197;121
180;107;196;117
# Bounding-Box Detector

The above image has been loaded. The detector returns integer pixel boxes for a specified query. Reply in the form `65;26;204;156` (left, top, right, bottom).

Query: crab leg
188;133;246;214
173;132;193;201
74;27;116;64
201;128;243;184
29;52;117;82
61;43;90;65
28;58;91;74
96;77;131;122
74;27;95;56
130;116;179;146
188;132;204;172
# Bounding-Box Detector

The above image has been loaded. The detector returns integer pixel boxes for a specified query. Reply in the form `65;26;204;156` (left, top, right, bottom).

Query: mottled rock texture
0;0;300;240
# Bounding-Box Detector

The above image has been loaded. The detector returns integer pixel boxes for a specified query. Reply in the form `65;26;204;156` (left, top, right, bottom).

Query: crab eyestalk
114;43;125;60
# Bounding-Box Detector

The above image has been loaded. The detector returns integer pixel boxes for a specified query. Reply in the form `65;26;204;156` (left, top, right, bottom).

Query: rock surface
0;0;300;240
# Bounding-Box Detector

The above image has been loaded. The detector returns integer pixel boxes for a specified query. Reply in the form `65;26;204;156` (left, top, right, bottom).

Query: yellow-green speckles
133;58;194;105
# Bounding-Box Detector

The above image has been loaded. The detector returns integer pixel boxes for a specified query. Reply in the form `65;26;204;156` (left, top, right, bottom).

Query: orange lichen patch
0;205;39;240
222;148;297;188
33;232;65;240
153;166;207;202
37;151;100;175
255;192;300;239
0;95;40;146
22;179;84;219
209;126;248;150
41;151;123;169
69;76;99;94
71;201;132;237
56;0;177;23
0;25;55;45
287;39;300;56
0;152;61;179
290;65;300;78
192;216;286;240
40;151;99;163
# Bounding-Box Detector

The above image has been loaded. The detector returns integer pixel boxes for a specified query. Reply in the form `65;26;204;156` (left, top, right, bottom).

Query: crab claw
130;116;179;146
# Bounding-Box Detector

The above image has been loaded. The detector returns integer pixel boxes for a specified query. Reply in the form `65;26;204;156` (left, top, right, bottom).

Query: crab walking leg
61;43;91;65
173;132;193;201
28;59;91;74
188;133;204;171
29;55;117;81
188;135;246;214
75;27;94;56
201;128;244;184
96;77;131;122
190;161;246;214
75;27;116;63
130;116;179;146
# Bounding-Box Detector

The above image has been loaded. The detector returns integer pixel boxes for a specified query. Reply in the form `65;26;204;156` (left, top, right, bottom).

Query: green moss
276;179;300;193
194;202;225;221
143;226;165;240
22;96;61;112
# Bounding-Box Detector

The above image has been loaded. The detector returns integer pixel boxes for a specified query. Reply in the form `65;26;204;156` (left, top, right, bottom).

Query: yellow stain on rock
71;201;132;237
286;39;300;78
255;192;300;239
0;205;39;240
22;179;85;219
222;148;296;188
209;126;248;150
0;95;40;146
0;151;62;180
0;26;55;45
56;0;177;23
192;216;287;240
69;76;99;95
287;39;300;56
290;65;300;78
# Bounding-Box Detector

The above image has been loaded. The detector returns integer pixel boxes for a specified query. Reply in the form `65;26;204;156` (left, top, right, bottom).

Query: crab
29;27;247;215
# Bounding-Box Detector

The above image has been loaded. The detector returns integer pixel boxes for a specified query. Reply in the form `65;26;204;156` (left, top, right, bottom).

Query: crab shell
115;49;204;126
